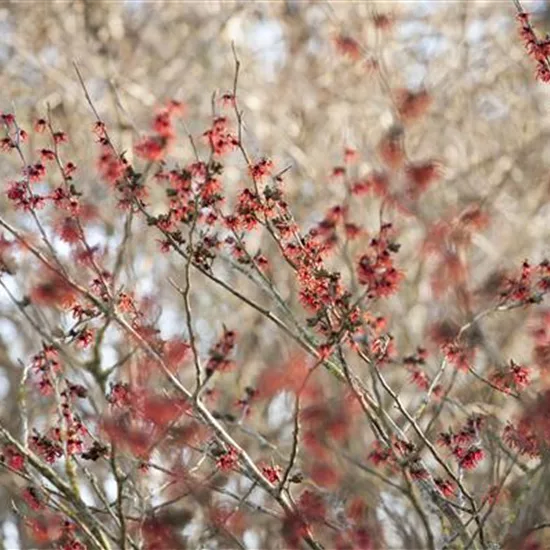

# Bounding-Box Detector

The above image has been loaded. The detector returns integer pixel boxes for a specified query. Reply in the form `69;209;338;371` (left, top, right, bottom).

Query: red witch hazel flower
331;165;346;180
395;88;432;122
40;148;56;162
405;160;442;198
517;11;550;83
438;415;485;471
344;147;358;163
409;461;429;480
134;101;182;160
357;224;403;298
368;441;393;467
261;463;282;484
443;342;475;372
108;382;134;408
249;158;273;180
24;162;46;183
97;147;128;185
503;420;540;459
206;328;237;376
53;131;68;144
75;327;94;349
56;217;81;244
31;344;62;396
22;487;43;511
352;171;389;197
378;127;405;170
135;136;170;161
34;118;47;133
165;99;185;116
489;360;530;394
500;260;550;304
333;35;362;60
372;12;394;32
30;273;77;308
0;137;14;152
203;116;239;156
298;490;326;522
216;446;239;472
220;92;236;108
410;368;429;390
30;431;63;464
1;112;15;127
435;477;456;497
504;389;550;458
93;120;106;138
152;110;175;138
64;161;77;178
1;446;25;471
457;446;485;470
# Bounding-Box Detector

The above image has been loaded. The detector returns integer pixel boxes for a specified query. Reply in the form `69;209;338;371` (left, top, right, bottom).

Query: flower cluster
531;310;550;375
309;204;363;252
503;420;541;459
1;445;25;471
404;160;442;199
357;223;403;298
395;89;432;122
261;463;282;484
203;116;239;156
31;344;62;396
135;100;184;161
30;431;63;464
368;441;394;468
517;11;550;82
249;157;273;181
404;347;430;390
489;360;530;394
333;35;362;60
500;259;550;304
438;415;485;470
206;328;237;376
22;487;43;512
504;389;550;458
108;382;134;408
424;205;489;298
1;113;87;217
442;341;475;372
216;446;239;472
351;171;389;197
